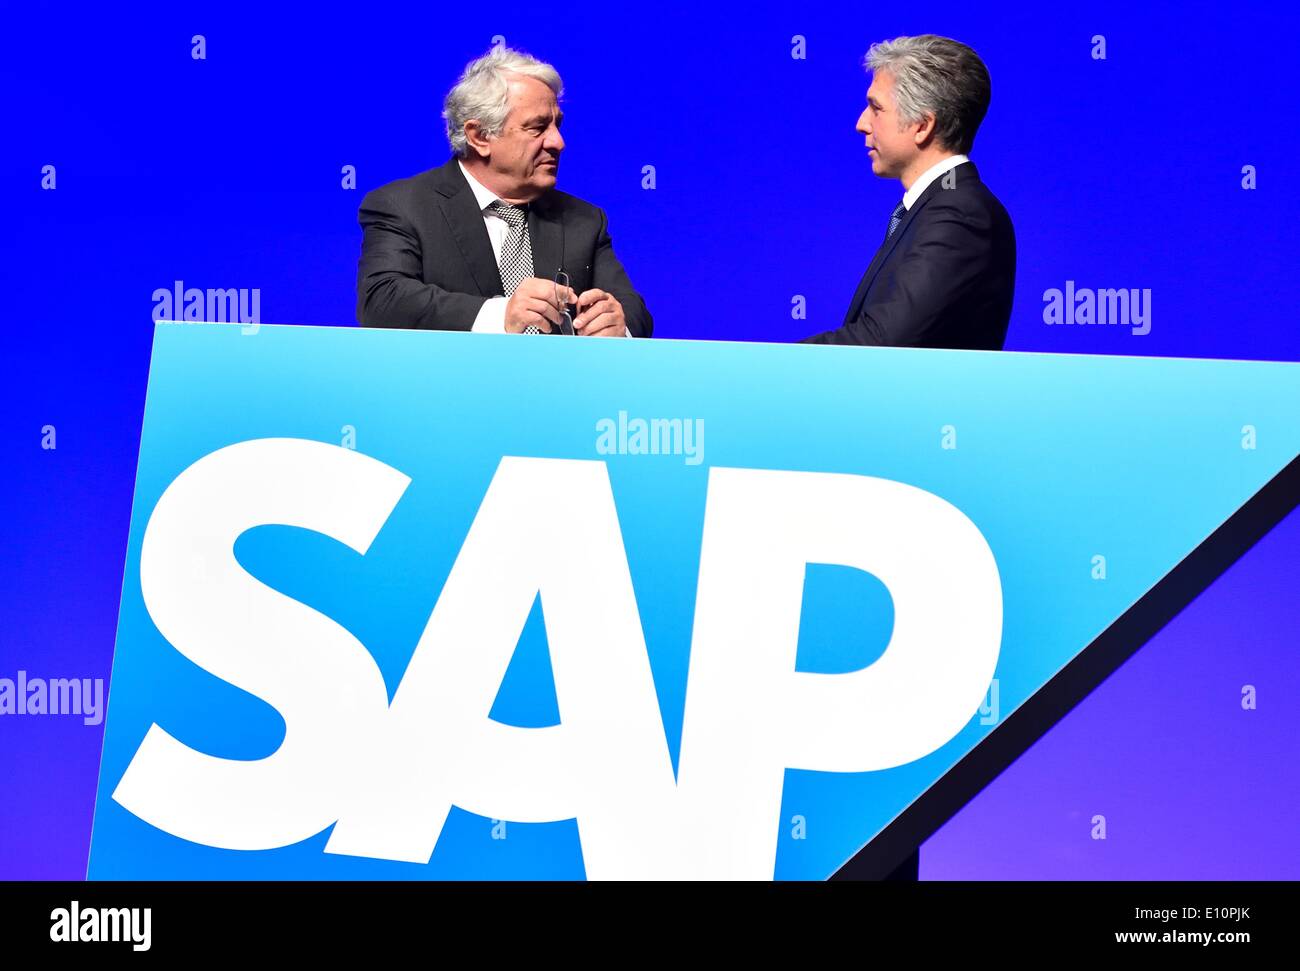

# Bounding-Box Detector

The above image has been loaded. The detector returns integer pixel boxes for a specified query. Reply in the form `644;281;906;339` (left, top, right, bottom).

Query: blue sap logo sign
90;325;1299;880
113;438;1000;879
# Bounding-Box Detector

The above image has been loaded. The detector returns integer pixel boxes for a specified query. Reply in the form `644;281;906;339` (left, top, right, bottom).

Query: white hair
443;47;563;158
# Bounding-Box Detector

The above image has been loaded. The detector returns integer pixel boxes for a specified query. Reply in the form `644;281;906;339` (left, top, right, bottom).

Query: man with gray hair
803;35;1015;348
357;47;652;337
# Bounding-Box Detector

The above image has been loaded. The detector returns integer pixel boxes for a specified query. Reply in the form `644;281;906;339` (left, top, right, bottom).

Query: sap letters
114;438;1001;879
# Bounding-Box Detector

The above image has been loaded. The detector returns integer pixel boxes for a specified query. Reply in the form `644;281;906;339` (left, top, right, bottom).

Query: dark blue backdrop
3;0;1297;878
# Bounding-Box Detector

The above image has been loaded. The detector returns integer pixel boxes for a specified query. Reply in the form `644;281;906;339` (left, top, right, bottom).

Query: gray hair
443;47;564;158
865;35;991;155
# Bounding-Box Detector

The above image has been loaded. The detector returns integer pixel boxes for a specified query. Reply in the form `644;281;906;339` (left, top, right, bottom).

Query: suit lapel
431;158;566;295
842;160;980;324
843;235;894;324
432;158;504;297
528;193;565;285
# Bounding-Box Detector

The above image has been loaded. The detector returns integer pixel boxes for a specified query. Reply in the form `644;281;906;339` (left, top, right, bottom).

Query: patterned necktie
487;201;539;333
885;200;907;242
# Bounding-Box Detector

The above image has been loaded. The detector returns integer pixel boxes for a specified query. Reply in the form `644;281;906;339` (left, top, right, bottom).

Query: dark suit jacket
804;160;1014;349
356;157;653;336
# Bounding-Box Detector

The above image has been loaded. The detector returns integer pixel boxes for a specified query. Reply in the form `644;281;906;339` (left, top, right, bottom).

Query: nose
544;123;564;153
857;108;871;136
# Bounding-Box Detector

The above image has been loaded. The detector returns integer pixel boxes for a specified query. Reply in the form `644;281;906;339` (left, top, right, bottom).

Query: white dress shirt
902;153;970;210
458;161;631;336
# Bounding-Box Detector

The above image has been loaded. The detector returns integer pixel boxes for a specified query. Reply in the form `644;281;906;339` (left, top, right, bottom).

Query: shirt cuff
471;297;508;333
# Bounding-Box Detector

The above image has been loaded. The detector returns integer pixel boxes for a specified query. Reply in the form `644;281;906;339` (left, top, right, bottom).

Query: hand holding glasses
515;271;578;335
555;270;578;336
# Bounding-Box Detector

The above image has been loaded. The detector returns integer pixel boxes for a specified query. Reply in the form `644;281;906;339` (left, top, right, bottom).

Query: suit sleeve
356;188;488;330
590;207;653;338
804;197;996;346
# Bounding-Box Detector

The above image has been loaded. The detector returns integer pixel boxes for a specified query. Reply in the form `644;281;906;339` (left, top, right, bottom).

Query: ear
913;112;938;148
464;120;493;160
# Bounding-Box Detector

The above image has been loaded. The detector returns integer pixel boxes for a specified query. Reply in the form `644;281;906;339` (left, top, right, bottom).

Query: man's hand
504;278;577;334
574;289;626;337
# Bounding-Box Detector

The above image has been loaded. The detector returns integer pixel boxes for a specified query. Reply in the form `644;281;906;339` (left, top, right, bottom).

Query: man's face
484;75;564;200
857;70;917;180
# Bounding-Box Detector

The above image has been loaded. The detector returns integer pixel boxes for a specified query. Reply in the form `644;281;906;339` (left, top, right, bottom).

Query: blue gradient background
89;326;1300;878
3;0;1298;878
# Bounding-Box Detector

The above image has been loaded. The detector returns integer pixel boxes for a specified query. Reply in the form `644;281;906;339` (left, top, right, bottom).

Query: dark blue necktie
885;200;907;242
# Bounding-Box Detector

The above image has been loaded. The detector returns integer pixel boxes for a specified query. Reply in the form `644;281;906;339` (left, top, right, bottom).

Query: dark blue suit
814;160;1014;880
805;160;1015;348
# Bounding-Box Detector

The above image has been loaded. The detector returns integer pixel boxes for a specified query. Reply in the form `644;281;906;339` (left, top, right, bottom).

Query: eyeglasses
555;270;577;336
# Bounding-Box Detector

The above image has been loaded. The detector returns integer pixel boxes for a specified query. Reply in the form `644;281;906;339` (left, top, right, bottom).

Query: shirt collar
458;160;504;213
902;154;970;210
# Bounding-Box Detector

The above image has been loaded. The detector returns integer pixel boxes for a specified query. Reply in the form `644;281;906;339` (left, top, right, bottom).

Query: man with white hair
804;35;1015;348
357;47;652;337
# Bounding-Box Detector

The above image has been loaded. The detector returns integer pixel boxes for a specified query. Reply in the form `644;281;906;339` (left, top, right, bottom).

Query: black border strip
832;453;1300;880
